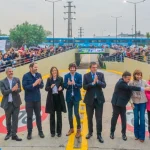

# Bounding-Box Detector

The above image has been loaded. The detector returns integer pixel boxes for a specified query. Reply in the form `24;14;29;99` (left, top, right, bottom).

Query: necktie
92;73;95;81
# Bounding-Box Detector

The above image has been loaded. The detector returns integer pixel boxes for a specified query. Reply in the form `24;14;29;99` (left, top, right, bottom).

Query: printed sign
0;106;48;134
0;40;6;51
78;48;105;53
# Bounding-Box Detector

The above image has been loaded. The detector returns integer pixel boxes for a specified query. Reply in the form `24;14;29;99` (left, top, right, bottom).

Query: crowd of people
0;45;74;72
0;62;150;144
107;45;150;63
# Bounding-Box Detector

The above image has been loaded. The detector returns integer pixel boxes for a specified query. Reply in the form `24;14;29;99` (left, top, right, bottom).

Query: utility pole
78;27;84;37
111;16;122;44
64;1;76;38
124;0;146;44
45;0;62;47
131;25;134;39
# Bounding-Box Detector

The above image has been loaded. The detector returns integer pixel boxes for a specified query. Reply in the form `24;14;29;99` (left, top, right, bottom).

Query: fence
0;48;73;72
104;50;150;64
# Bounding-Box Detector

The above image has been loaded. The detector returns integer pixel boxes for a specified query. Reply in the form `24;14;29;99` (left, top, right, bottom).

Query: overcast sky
0;0;149;37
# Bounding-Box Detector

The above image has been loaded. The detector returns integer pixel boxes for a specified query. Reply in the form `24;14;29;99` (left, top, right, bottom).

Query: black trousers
111;104;126;134
86;99;103;135
148;111;150;133
50;94;62;134
26;101;42;133
5;103;20;136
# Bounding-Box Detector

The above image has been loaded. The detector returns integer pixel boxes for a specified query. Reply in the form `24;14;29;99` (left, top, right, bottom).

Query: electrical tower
78;27;84;37
64;1;76;38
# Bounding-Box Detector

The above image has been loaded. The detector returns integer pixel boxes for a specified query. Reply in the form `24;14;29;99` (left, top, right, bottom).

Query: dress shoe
75;129;81;138
51;134;55;137
110;132;114;139
4;132;11;140
139;140;144;143
97;135;104;143
66;128;74;136
27;133;32;140
39;131;45;138
135;137;138;140
57;133;61;137
122;134;127;141
86;133;92;139
12;135;22;141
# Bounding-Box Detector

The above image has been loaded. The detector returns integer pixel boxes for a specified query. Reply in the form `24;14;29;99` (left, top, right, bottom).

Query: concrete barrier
0;49;77;81
105;57;150;80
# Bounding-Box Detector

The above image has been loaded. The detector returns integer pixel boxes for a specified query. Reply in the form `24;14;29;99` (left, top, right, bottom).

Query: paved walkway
0;55;150;150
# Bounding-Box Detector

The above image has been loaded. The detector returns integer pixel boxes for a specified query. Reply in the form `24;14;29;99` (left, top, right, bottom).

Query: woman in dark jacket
45;67;66;137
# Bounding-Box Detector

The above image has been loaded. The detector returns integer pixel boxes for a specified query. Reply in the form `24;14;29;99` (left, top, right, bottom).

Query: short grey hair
5;67;13;72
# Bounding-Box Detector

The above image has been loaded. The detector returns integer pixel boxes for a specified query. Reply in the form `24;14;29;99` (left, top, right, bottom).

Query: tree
9;22;46;47
146;32;150;39
45;30;52;37
146;32;150;45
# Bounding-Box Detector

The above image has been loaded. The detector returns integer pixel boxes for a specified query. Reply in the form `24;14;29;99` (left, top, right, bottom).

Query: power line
78;27;84;37
64;1;76;38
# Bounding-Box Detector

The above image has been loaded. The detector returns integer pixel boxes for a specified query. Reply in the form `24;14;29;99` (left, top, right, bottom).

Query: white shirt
52;79;58;94
71;73;75;96
7;78;13;102
32;74;36;77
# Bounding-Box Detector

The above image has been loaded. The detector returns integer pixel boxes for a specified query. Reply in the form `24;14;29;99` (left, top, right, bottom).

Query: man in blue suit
64;63;82;138
22;63;44;140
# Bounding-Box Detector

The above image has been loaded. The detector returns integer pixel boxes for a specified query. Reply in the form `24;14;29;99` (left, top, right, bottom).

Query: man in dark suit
83;62;106;143
0;67;22;141
22;63;44;140
64;63;82;138
110;71;150;141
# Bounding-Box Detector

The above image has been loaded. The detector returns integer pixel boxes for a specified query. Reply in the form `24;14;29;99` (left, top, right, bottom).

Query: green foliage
9;22;46;47
146;32;150;39
103;63;106;69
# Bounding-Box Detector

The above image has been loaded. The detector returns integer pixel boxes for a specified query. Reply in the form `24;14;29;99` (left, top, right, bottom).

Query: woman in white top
45;67;66;137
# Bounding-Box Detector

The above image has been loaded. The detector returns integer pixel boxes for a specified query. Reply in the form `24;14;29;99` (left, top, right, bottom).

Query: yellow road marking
0;96;2;102
0;67;125;149
105;70;123;75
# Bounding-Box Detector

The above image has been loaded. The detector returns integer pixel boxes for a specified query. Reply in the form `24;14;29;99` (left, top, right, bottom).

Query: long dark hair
50;67;59;79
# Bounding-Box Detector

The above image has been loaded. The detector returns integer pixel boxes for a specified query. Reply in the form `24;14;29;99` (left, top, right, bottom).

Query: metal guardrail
104;55;124;62
0;49;73;72
104;54;150;63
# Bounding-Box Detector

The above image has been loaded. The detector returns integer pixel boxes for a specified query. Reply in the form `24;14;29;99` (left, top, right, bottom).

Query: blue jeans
133;103;146;140
67;97;81;129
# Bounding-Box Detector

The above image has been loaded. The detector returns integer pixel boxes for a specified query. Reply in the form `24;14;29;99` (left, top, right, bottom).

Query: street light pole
131;25;134;39
135;3;136;39
124;0;146;44
45;0;62;47
111;16;122;44
102;30;106;37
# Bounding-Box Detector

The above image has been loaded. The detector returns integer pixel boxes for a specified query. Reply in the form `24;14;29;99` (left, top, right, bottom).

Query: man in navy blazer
64;63;82;138
22;63;44;140
83;62;106;143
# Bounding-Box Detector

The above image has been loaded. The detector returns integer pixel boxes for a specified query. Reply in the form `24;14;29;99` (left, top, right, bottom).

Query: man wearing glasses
83;62;106;143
